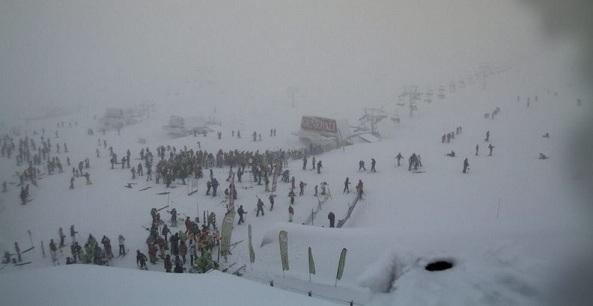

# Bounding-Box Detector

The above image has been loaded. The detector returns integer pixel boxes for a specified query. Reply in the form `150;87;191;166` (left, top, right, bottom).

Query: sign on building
301;116;337;134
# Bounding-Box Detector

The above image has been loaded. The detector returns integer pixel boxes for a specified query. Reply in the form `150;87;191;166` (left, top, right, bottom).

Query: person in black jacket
136;250;147;270
328;212;335;228
237;205;246;225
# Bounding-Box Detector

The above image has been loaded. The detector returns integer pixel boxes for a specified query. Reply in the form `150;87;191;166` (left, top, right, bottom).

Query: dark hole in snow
425;260;454;272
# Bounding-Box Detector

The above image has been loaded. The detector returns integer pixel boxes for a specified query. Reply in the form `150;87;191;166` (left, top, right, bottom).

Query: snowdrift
0;265;338;306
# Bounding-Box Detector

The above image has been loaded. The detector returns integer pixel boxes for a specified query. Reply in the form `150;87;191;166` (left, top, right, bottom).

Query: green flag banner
336;248;348;284
248;224;255;264
220;209;236;257
279;230;289;271
308;246;316;276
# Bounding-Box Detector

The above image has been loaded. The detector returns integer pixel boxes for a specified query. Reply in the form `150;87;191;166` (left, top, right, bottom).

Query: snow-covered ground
1;48;591;306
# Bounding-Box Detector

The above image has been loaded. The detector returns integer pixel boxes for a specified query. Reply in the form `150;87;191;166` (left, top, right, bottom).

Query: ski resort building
99;106;149;130
294;116;352;154
163;115;213;137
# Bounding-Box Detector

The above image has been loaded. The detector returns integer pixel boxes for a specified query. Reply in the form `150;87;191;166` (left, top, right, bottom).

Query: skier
174;257;184;273
179;240;187;264
359;160;366;171
288;190;296;205
475;144;479;156
211;178;219;197
316;160;322;174
268;194;275;211
485;131;490;142
328;212;335;228
237;205;246;225
356;180;364;199
161;224;170;243
488;144;494;156
311;156;316;171
164;254;172;272
256;198;265;217
101;235;113;259
118;234;126;256
59;227;66;248
70;225;77;242
49;239;58;265
299;181;306;196
395;153;403;167
302;155;307;170
69;176;75;189
206;180;212;196
84;172;91;185
288;205;294;223
343;177;350;193
462;158;469;174
370;158;376;172
70;241;81;262
170;208;177;227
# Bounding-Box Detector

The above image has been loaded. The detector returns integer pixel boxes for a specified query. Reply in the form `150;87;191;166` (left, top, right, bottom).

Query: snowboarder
328;212;335;228
136;250;148;270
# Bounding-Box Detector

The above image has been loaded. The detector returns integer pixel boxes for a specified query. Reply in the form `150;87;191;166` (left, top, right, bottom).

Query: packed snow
1;1;592;306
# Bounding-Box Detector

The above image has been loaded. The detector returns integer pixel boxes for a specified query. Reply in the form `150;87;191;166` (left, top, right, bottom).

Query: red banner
301;116;337;133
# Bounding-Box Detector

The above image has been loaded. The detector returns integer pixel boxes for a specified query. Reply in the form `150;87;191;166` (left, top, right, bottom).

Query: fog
1;0;552;123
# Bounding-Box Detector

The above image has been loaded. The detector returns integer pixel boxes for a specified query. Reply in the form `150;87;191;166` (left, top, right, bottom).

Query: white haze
0;0;549;124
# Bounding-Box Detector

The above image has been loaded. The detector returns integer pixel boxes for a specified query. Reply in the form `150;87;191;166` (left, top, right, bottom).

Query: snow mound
0;265;339;306
357;251;408;293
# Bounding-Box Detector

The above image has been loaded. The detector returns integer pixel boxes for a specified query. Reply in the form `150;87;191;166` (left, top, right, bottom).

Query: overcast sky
0;0;556;122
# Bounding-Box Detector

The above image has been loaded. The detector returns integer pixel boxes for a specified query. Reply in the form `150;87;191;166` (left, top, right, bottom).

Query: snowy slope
0;46;592;306
0;265;338;306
